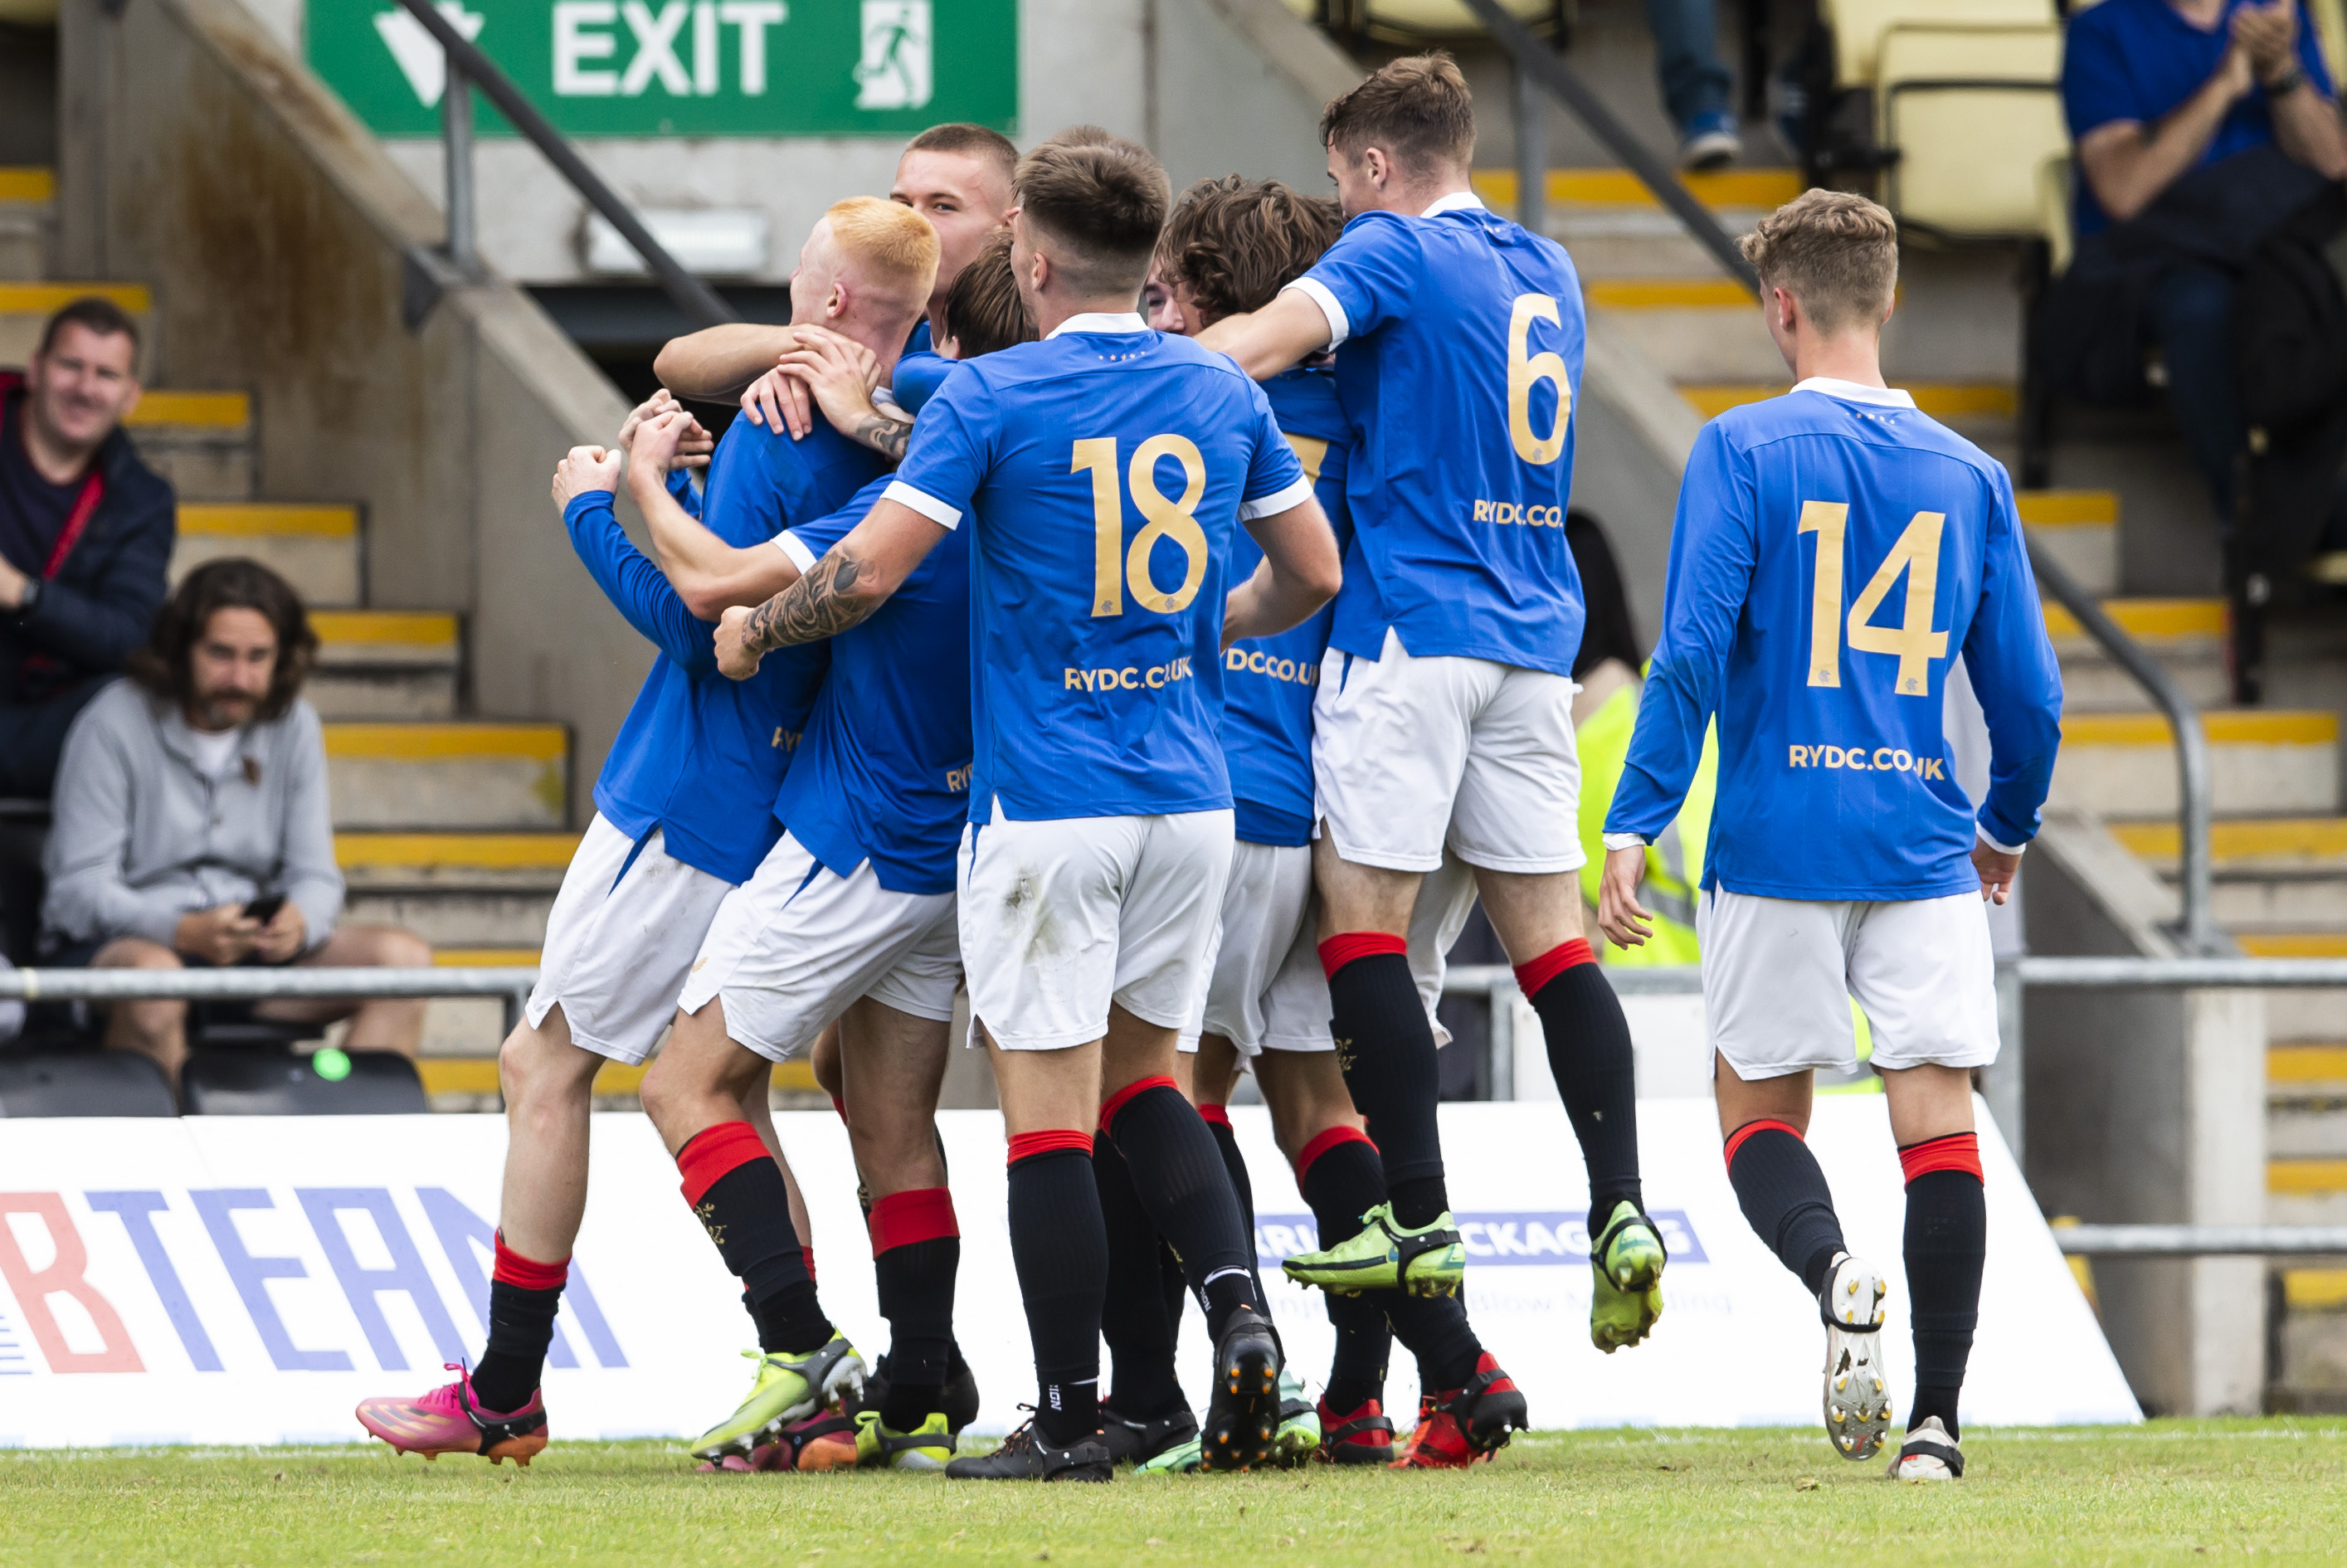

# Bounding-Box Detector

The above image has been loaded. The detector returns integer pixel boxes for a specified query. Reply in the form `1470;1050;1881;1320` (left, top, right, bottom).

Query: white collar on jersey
1047;311;1149;338
1421;190;1486;217
1792;376;1916;408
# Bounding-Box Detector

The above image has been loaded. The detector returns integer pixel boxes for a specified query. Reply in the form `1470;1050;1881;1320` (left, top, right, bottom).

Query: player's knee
97;937;183;971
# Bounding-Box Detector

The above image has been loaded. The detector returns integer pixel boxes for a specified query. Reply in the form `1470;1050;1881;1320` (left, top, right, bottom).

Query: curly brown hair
129;558;318;722
945;231;1035;359
1157;176;1343;325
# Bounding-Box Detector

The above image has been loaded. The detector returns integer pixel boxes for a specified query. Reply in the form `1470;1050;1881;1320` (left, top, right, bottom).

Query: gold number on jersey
1799;500;1949;696
1283;433;1329;486
1074;434;1211;617
1507;293;1571;465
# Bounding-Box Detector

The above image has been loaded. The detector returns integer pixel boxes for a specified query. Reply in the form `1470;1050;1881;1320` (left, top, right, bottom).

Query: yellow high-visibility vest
1575;679;1711;967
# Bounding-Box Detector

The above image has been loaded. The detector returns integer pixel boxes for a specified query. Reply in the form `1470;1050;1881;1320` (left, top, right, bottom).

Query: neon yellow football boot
689;1335;865;1462
1280;1201;1465;1298
855;1408;956;1470
1589;1200;1668;1352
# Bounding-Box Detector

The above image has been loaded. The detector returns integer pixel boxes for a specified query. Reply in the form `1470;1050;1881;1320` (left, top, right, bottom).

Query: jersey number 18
1074;436;1210;617
1798;500;1950;696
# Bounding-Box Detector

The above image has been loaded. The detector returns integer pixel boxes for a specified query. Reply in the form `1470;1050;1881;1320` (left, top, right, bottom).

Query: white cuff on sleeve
1976;825;2028;856
1601;832;1648;852
772;530;818;573
882;480;962;530
1281;278;1350;349
1239;474;1316;520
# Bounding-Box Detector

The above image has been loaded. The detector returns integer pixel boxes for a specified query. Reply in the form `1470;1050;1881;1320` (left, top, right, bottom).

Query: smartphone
241;893;286;925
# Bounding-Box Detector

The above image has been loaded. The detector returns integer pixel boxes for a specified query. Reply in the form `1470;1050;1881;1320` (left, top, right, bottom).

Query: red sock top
674;1120;771;1208
1514;937;1597;998
1899;1131;1983;1184
802;1246;816;1283
1292;1122;1376;1185
867;1186;961;1255
1723;1117;1805;1167
1007;1128;1093;1166
1097;1074;1179;1134
1318;930;1407;979
1195;1103;1231;1128
491;1232;568;1292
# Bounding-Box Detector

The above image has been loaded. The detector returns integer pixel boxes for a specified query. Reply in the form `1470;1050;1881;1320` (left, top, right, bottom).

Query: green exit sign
308;0;1018;139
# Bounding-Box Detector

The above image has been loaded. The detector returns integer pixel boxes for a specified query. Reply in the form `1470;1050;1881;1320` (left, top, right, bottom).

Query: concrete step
2046;597;2230;712
1478;167;1792;278
335;830;575;947
416;1057;819;1105
2018;489;2120;597
173;503;360;606
323;722;567;830
2116;820;2347;932
2048;709;2340;819
123;390;255;501
1581;275;1780;382
2275;1269;2347;1410
0;280;150;368
2272;1043;2347;1096
308;610;460;720
0;168;52;282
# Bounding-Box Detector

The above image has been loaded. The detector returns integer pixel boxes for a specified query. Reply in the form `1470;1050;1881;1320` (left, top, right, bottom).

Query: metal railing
0;964;542;1036
2054;1225;2347;1258
388;0;734;329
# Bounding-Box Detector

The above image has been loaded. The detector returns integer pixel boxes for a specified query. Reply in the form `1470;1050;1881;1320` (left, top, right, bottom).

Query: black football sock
1293;1128;1394;1414
471;1235;566;1413
1725;1119;1847;1295
1901;1136;1987;1442
1092;1140;1186;1419
1007;1134;1106;1446
1321;936;1447;1224
1102;1078;1259;1342
869;1188;960;1429
1384;1293;1484;1393
1521;940;1644;1221
1199;1104;1268;1303
1158;1238;1189;1347
676;1122;832;1354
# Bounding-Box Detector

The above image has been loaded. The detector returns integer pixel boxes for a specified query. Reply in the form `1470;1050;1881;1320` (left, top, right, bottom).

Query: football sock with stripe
869;1187;960;1430
1091;1139;1186;1419
1901;1132;1985;1441
1724;1119;1847;1295
1197;1103;1268;1304
1294;1127;1396;1413
674;1122;832;1355
471;1235;565;1414
1320;933;1449;1225
1007;1132;1106;1447
1101;1077;1260;1342
1519;939;1645;1220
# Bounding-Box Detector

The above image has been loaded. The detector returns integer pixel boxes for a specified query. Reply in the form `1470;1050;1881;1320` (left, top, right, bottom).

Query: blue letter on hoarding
413;1186;627;1369
295;1190;467;1371
84;1192;222;1372
188;1190;352;1371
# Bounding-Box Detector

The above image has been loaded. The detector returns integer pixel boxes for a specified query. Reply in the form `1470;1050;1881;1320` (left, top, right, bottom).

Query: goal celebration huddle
353;51;2062;1486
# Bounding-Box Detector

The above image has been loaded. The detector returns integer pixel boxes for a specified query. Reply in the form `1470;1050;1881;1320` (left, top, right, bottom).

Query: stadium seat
180;1049;428;1114
1818;0;2054;91
1875;22;2066;239
0;1050;178;1116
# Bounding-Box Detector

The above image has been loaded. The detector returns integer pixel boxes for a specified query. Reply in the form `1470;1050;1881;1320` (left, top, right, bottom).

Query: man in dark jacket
0;296;176;798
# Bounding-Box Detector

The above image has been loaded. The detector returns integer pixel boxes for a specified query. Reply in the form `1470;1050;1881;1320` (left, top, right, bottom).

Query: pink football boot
358;1364;548;1466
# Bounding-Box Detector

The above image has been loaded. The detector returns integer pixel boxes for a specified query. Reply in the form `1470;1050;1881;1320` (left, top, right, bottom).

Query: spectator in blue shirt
2060;0;2346;521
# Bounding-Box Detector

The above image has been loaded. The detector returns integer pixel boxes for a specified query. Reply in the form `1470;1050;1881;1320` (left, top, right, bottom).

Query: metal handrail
2053;1225;2347;1257
1458;0;1761;295
2023;538;2218;953
387;0;735;329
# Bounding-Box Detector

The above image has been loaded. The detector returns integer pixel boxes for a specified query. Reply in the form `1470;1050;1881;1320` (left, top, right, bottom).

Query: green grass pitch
7;1421;2345;1566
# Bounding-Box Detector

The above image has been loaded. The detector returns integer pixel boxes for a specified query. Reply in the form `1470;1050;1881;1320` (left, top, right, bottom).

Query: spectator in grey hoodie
41;558;431;1083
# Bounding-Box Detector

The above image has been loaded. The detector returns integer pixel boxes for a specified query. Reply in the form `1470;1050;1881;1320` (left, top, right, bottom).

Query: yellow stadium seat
1281;0;1552;29
1819;0;2056;89
1875;22;2067;239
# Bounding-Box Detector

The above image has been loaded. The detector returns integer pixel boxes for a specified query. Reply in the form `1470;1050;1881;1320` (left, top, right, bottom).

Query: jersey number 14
1797;501;1949;696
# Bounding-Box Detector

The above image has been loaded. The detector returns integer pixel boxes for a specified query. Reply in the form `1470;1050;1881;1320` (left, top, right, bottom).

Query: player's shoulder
1264;363;1347;437
1717;390;2013;499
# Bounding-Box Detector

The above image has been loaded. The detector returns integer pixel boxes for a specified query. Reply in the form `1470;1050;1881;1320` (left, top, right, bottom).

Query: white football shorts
679;832;962;1064
1313;626;1584;874
1697;886;2000;1080
960;802;1234;1051
526;815;733;1064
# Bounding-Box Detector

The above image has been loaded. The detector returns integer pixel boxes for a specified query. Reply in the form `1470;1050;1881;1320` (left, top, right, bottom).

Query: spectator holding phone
39;558;431;1083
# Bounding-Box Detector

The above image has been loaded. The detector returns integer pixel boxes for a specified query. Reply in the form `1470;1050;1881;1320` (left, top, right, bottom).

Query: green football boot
1269;1365;1322;1468
1132;1433;1204;1474
1280;1202;1465;1298
689;1335;866;1461
1589;1200;1668;1353
855;1408;956;1470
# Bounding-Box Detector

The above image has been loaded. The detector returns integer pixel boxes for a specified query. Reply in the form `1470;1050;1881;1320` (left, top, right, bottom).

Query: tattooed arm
714;498;949;678
775;327;911;463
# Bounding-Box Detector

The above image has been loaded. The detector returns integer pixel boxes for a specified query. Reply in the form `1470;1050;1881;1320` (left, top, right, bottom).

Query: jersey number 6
1507;293;1571;465
1074;435;1210;617
1798;500;1950;696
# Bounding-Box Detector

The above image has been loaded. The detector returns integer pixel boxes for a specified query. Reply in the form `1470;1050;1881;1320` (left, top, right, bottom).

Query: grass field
7;1422;2347;1566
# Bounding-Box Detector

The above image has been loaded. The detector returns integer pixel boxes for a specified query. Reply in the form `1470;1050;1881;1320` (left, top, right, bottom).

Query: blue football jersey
587;415;886;884
1221;366;1354;846
1606;383;2065;901
886;315;1312;823
1289;194;1586;676
769;476;974;895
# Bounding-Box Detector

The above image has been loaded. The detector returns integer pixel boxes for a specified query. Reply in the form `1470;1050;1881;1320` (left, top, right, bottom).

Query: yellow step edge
2017;489;2120;528
322;723;567;762
2114;818;2347;863
336;832;582;870
2240;933;2347;960
2285;1270;2347;1311
1678;382;2018;420
178;503;356;538
1585;278;1755;310
2272;1045;2347;1082
1473;167;1804;210
2270;1159;2347;1195
418;1059;818;1097
432;947;542;967
124;392;251;430
2042;598;2226;642
0;281;151;314
309;611;459;647
0;168;56;203
2060;711;2340;746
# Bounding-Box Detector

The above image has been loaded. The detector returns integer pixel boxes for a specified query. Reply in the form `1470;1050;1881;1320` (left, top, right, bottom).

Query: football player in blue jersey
714;134;1344;1480
1598;190;2063;1483
1197;53;1663;1447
